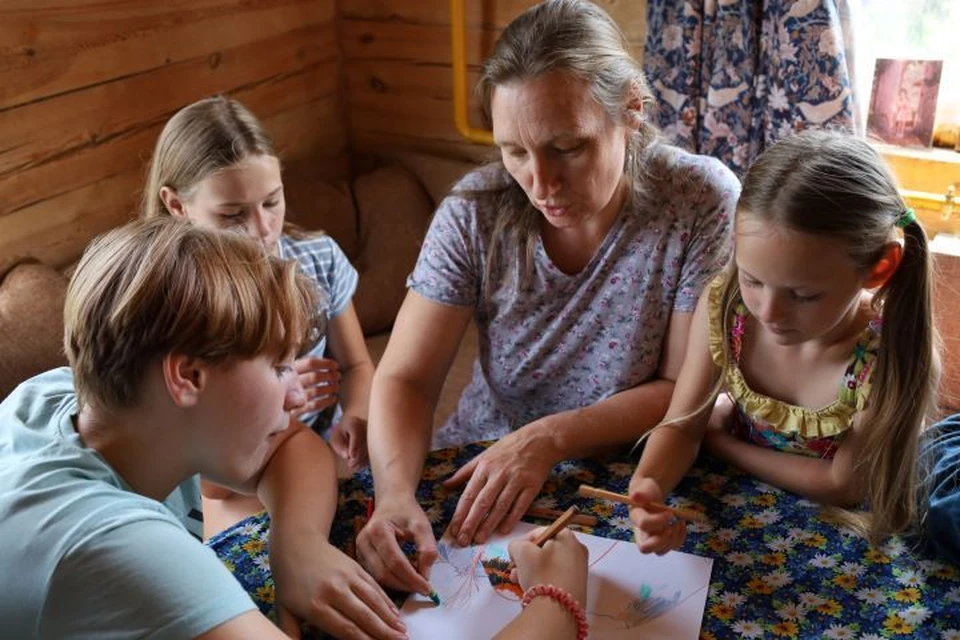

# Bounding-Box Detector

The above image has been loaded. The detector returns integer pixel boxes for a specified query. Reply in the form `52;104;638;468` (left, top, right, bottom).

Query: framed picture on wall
867;58;943;147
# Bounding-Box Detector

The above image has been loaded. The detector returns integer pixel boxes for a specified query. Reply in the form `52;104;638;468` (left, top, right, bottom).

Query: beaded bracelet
520;584;589;640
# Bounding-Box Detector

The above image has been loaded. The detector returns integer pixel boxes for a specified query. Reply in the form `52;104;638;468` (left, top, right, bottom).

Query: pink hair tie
521;584;589;640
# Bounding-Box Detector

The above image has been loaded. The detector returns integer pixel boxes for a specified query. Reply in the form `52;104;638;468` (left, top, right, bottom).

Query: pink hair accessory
521;584;589;640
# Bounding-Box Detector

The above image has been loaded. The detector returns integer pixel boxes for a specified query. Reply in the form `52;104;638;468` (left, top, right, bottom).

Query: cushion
351;165;434;335
0;259;69;399
282;165;360;259
382;150;481;208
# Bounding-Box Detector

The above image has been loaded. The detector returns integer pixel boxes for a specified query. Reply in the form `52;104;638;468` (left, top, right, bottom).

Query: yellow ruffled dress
707;278;880;459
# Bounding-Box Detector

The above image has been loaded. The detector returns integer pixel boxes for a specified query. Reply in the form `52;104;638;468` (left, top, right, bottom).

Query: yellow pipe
450;0;494;145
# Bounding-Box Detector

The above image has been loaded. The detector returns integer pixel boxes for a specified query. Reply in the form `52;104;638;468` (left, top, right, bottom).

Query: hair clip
895;208;916;229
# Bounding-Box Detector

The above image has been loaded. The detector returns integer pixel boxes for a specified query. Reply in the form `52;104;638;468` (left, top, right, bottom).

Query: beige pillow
283;166;360;259
351;165;434;335
0;259;68;399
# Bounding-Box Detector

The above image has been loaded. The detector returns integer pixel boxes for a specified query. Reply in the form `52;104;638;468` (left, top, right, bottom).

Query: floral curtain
644;0;859;176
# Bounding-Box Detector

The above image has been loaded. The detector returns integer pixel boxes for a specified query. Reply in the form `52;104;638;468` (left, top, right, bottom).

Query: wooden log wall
340;0;647;163
0;0;348;270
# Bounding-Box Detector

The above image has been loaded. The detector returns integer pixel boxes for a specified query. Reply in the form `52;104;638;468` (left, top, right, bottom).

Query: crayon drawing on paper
401;522;713;639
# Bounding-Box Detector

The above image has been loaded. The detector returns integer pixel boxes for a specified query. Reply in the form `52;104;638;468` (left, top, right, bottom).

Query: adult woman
357;0;740;596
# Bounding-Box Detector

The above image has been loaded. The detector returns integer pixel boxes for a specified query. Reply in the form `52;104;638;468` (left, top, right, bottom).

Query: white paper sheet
401;522;713;639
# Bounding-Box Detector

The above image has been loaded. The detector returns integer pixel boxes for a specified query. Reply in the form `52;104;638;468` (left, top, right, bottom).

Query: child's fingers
294;356;340;374
632;514;683;555
522;526;547;543
300;392;338;415
629;504;673;532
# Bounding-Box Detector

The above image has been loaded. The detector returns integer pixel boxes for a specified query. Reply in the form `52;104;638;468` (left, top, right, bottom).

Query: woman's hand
355;494;439;596
294;356;341;416
508;528;589;606
628;477;685;555
271;539;409;640
330;415;369;472
443;424;559;546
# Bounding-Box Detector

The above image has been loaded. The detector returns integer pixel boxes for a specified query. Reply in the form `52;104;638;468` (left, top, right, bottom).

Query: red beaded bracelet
521;584;589;640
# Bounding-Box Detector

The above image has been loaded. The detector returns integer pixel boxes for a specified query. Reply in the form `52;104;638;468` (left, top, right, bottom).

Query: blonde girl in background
629;130;939;553
143;96;373;474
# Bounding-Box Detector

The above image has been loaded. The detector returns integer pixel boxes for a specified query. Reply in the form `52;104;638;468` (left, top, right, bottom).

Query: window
853;0;960;236
855;0;960;135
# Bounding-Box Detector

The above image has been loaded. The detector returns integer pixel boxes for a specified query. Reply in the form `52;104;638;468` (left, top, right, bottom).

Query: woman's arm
444;304;702;546
357;290;473;592
535;306;697;462
368;290;473;497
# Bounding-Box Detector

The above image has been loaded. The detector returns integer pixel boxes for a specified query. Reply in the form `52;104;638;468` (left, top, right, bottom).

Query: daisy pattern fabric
208;444;960;639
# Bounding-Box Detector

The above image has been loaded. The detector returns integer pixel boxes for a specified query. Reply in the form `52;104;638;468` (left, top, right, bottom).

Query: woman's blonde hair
65;217;323;411
464;0;659;296
710;131;939;542
142;96;276;219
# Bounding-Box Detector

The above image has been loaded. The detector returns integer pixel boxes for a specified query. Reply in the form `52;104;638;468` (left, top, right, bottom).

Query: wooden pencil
525;505;599;527
532;505;580;547
577;484;707;523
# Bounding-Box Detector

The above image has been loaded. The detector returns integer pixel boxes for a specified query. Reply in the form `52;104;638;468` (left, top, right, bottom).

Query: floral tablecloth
208;443;960;639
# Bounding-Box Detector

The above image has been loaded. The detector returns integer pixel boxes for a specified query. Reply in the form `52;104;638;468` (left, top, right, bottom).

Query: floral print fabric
208;443;960;639
644;0;858;176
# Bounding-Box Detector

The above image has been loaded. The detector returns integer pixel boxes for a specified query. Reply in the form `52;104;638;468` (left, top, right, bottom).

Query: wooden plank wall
1;0;348;270
340;0;647;164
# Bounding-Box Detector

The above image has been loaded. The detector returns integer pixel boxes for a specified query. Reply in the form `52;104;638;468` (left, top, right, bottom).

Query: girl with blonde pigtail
628;130;944;554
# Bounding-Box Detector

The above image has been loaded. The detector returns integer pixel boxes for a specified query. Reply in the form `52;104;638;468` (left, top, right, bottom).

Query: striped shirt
278;233;359;427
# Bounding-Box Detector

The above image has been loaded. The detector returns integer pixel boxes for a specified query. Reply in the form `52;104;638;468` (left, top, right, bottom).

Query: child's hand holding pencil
578;482;702;555
508;520;589;610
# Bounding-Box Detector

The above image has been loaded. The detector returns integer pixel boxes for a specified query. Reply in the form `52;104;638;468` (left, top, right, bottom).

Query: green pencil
428;588;441;606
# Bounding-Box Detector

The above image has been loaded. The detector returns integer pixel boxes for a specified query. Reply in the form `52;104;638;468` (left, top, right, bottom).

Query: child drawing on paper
402;527;593;640
402;522;711;640
480;535;684;627
630;130;938;554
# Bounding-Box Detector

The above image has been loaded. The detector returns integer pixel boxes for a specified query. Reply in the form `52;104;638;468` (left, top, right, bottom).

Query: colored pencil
525;505;599;527
577;484;707;523
532;505;581;547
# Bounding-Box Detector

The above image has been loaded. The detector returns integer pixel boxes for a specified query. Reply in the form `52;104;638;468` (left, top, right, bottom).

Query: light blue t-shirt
0;368;256;639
